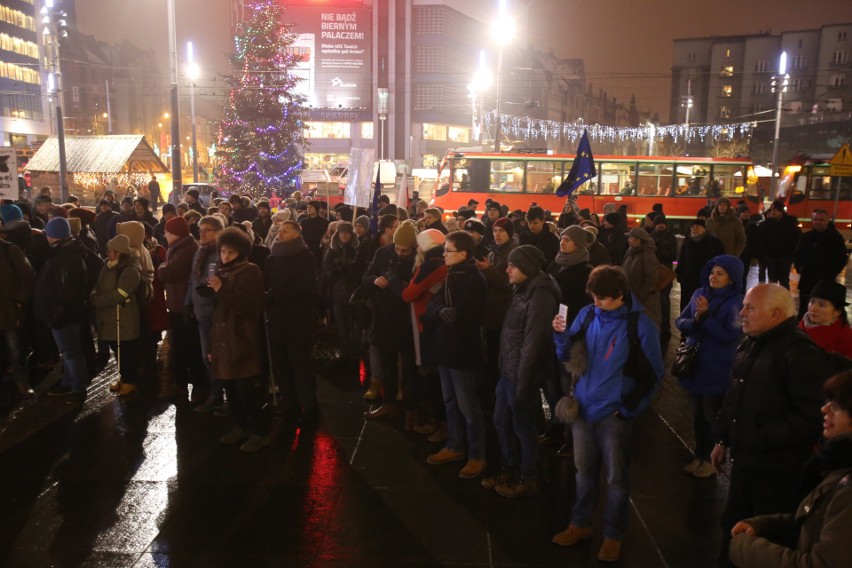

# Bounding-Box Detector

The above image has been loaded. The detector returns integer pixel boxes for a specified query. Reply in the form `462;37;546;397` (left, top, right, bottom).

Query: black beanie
604;212;621;227
508;245;545;277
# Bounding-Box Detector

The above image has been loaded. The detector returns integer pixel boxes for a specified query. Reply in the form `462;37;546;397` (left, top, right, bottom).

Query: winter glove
438;307;457;324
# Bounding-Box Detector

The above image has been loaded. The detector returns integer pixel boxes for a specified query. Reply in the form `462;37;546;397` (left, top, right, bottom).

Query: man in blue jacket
551;265;664;563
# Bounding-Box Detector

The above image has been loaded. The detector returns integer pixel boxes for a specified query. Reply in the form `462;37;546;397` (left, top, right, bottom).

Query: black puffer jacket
499;271;561;398
426;259;487;369
762;214;801;257
33;238;89;328
547;259;592;327
713;318;835;471
264;238;317;343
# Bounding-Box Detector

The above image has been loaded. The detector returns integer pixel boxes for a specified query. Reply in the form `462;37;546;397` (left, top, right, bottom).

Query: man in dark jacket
265;220;319;422
675;219;725;311
251;201;273;242
154;204;178;247
148;175;162;212
598;212;628;265
651;215;678;339
183;189;207;215
484;245;560;498
761;201;801;290
300;200;330;268
519;206;559;269
424;231;488;478
157;216;206;401
792;209;849;318
711;283;835;567
423;207;448;234
92;200;119;254
38;218;90;399
462;218;490;260
133;198;158;227
0;234;36;396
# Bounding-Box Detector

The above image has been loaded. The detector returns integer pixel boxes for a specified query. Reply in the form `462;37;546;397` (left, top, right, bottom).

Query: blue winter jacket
674;254;744;396
553;294;665;422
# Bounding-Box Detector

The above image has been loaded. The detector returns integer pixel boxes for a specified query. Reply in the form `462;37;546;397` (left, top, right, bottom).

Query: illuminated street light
187;41;200;182
467;50;492;144
770;51;788;197
490;0;515;153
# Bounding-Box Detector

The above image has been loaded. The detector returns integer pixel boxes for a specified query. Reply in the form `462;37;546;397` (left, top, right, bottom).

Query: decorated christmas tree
216;0;307;198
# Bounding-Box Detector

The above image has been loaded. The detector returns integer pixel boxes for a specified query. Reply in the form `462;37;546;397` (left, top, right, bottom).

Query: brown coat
622;241;661;326
156;235;198;313
209;260;265;380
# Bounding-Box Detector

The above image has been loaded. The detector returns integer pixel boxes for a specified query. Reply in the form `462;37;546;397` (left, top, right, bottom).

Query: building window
423;123;447;141
752;103;765;115
0;33;39;59
303;121;351;139
722;84;733;97
827;98;842;112
719;105;731;119
422;154;439;168
832;50;849;65
755;60;767;72
792;78;809;91
447;126;469;143
725;48;731;58
792;55;807;69
753;82;767;95
361;122;373;139
688;52;696;61
0;61;40;85
832;74;847;87
720;65;734;77
0;7;35;32
839;31;847;41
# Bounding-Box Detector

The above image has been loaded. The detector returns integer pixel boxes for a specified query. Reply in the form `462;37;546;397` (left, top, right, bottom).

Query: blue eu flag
556;129;596;197
369;162;382;233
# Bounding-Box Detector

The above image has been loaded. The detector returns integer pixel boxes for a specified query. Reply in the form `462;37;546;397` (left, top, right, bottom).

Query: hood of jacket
0;219;33;244
699;254;745;295
515;270;561;304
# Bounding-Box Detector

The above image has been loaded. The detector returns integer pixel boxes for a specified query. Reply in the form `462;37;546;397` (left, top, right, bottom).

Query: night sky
75;0;852;121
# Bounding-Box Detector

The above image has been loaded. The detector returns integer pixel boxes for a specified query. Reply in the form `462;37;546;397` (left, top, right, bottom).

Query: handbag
657;264;676;291
671;341;700;378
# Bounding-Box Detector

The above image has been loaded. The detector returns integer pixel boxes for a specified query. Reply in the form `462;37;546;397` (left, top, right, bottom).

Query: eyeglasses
444;248;459;254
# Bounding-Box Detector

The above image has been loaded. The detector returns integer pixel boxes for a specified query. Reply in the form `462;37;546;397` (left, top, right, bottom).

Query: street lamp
467;50;492;144
377;88;389;160
41;0;69;202
770;52;788;198
186;41;200;183
166;0;182;205
491;0;515;153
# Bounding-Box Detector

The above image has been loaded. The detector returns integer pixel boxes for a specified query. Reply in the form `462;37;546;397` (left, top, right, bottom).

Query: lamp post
770;51;788;198
377;88;389;161
41;0;69;202
491;0;515;153
186;41;200;183
467;50;491;145
167;0;182;205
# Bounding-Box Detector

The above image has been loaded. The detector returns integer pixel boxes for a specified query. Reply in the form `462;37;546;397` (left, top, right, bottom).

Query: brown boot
598;538;622;562
552;525;593;546
363;378;382;401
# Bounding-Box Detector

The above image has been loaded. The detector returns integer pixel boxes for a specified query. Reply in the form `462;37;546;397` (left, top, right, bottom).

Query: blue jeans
51;323;89;394
572;413;633;539
439;366;486;460
493;375;539;480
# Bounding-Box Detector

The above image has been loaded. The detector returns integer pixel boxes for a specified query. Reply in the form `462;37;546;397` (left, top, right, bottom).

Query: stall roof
26;135;167;174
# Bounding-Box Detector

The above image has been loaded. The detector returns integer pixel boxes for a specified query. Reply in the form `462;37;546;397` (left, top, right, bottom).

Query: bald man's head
740;283;796;336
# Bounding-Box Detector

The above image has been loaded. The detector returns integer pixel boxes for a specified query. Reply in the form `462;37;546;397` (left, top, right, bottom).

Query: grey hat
561;225;591;250
628;227;650;242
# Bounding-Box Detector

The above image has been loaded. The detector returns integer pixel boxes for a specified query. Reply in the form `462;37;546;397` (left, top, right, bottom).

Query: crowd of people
0;186;850;565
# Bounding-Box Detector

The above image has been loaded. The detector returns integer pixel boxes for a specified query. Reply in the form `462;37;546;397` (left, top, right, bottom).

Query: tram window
599;162;635;195
711;165;741;197
637;164;665;196
674;165;707;197
490;161;524;193
527;161;562;193
807;167;832;200
465;159;491;193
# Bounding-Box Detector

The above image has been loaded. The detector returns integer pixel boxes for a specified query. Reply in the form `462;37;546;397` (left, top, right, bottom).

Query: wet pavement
0;265;848;568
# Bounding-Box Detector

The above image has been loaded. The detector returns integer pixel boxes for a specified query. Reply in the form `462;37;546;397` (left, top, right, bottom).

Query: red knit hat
493;217;514;238
165;216;190;238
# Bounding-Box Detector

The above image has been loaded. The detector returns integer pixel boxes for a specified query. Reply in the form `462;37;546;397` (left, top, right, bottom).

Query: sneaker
240;435;271;453
47;384;75;397
426;447;465;465
552;524;593;546
220;427;251;446
108;381;121;392
495;478;539;498
691;461;717;479
682;458;702;474
426;427;448;443
458;459;487;479
598;538;622;562
481;469;512;490
117;383;137;397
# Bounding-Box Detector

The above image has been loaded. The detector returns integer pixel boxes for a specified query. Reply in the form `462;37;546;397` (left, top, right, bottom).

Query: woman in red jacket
799;280;852;359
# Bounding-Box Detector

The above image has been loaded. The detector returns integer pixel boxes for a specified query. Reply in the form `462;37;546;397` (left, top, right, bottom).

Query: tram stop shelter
25;135;167;205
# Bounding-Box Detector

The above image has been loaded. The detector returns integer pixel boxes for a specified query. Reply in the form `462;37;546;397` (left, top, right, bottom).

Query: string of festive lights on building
72;172;151;191
483;111;755;144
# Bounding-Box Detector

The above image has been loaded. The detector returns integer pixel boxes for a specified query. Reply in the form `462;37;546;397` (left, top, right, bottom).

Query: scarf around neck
555;249;589;268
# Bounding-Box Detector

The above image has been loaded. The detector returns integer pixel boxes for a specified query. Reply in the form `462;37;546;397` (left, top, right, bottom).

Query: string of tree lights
483;110;755;144
216;0;308;198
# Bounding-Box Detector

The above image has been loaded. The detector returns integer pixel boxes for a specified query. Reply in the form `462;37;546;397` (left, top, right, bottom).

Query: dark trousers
269;336;317;416
690;393;725;460
765;256;792;289
480;327;502;411
106;339;140;385
659;284;673;338
223;377;266;435
378;343;418;409
167;312;207;388
718;465;800;567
